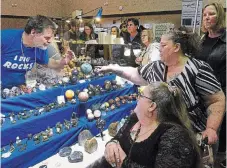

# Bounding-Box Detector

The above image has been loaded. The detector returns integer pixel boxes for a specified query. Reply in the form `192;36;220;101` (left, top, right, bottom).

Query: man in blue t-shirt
1;15;73;89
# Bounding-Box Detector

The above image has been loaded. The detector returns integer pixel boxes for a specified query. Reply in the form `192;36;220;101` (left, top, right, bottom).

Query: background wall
1;0;226;30
1;0;63;29
62;0;225;17
1;0;63;17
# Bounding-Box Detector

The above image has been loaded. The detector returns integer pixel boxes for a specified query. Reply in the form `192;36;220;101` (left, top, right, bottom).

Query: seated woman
135;29;160;65
89;82;201;168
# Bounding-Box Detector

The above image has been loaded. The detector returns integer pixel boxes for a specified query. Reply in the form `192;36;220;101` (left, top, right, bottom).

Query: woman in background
111;26;120;37
80;22;98;41
63;19;80;41
80;22;101;58
123;18;142;48
196;2;226;167
110;26;124;61
135;29;160;65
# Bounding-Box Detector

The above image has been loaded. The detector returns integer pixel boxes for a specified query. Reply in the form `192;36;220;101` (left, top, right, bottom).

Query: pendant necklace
21;35;37;85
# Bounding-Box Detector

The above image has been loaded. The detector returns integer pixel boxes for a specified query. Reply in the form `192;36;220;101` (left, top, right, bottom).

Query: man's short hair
24;15;57;34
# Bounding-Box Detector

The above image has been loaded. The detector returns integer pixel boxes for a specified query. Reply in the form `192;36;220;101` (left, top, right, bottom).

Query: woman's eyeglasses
138;92;153;101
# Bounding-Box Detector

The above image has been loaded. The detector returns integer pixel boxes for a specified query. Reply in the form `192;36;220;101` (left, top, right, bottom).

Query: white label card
79;80;86;83
57;95;65;104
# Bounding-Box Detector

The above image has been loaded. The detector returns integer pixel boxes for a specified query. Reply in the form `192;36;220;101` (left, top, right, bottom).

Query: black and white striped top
138;57;222;132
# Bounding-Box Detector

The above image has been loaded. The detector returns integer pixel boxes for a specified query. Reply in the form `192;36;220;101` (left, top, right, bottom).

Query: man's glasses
138;92;153;101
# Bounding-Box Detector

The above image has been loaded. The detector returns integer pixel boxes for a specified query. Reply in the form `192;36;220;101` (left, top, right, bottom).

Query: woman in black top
123;18;142;48
79;22;101;58
80;22;98;41
90;83;201;168
197;2;226;165
198;2;226;93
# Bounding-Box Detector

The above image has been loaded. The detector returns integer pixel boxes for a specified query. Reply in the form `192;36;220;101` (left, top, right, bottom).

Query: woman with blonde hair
197;2;226;167
89;82;201;168
135;29;160;65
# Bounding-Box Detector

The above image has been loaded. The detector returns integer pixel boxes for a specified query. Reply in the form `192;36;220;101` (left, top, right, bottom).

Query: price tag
26;79;37;88
79;80;86;83
57;96;65;105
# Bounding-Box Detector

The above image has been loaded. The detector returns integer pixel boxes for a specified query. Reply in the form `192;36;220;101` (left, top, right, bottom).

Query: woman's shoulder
159;123;195;152
138;60;164;77
187;57;212;71
160;123;190;140
156;123;198;168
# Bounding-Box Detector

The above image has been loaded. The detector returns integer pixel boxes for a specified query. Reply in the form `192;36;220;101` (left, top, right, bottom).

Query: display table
1;103;135;168
2;83;136;146
1;74;116;114
1;74;138;168
2;123;85;168
31;130;112;168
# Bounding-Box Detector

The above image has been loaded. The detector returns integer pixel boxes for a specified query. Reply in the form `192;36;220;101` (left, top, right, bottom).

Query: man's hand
60;50;75;66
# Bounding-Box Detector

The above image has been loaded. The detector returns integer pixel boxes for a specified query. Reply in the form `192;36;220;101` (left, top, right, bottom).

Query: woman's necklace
127;124;141;164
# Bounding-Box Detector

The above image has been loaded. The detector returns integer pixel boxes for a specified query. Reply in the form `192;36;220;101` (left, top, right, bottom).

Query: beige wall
62;0;182;17
1;18;28;30
1;0;226;30
2;0;225;18
62;0;226;17
2;0;63;17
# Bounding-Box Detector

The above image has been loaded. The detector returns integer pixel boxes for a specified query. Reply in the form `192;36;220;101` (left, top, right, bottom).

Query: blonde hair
201;2;226;32
141;29;154;43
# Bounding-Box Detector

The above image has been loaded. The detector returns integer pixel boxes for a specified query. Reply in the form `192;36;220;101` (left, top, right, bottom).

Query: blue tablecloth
78;84;137;117
1;102;137;168
80;101;137;136
1;123;85;168
1;84;137;147
1;75;138;168
1;103;80;147
1;74;116;114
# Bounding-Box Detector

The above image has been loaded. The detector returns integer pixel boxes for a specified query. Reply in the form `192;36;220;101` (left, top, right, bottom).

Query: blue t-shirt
1;29;49;88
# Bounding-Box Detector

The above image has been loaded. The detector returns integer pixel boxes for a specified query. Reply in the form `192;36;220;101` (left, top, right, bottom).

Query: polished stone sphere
72;69;79;76
70;75;78;84
65;90;75;100
80;63;92;75
78;91;89;102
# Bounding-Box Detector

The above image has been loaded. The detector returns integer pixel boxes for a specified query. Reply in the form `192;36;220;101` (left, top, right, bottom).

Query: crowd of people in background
1;2;226;168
